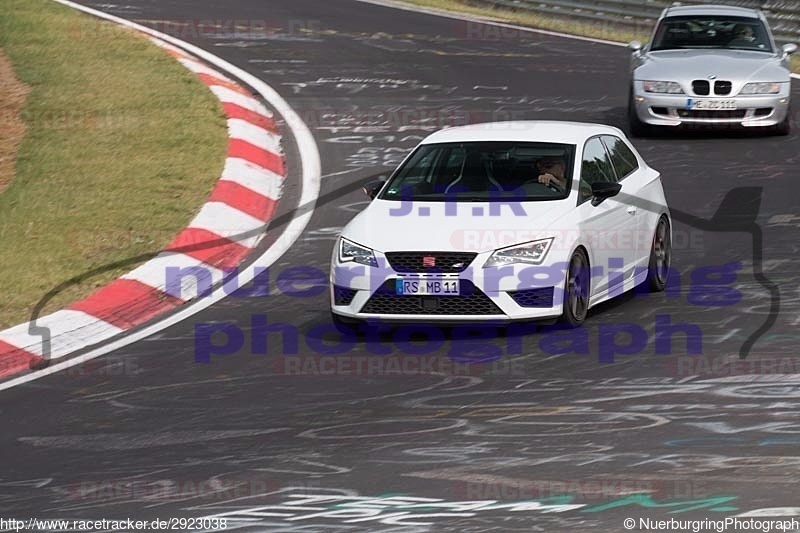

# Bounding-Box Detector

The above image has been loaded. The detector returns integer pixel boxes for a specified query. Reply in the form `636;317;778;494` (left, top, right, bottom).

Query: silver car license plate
686;99;737;110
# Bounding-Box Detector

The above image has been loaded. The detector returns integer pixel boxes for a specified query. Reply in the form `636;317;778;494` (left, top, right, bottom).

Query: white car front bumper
330;251;569;323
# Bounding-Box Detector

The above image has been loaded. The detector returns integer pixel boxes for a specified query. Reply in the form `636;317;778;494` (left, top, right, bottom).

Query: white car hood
342;199;574;254
637;49;788;82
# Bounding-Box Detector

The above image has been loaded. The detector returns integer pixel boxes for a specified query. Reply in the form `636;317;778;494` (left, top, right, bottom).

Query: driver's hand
538;173;562;189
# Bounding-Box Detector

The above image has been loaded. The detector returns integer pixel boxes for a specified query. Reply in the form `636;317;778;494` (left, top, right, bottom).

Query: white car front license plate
686;99;737;110
396;279;460;296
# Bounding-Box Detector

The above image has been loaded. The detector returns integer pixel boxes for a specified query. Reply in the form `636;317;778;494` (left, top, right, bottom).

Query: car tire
560;248;590;327
628;92;651;137
647;216;672;292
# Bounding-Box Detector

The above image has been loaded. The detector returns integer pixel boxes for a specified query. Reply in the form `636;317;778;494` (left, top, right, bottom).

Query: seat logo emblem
422;256;436;267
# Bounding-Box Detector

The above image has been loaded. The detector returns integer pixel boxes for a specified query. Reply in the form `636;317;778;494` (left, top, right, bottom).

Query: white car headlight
643;80;684;94
484;238;554;268
739;82;782;94
338;237;377;267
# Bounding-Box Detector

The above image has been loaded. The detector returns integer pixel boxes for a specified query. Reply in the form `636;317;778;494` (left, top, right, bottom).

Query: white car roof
665;4;760;19
419;121;624;145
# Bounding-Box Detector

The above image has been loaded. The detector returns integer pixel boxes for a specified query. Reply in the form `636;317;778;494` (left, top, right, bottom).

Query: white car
330;121;671;330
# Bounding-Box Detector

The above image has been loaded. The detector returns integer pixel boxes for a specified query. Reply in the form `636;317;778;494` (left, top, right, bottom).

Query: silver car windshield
379;141;576;202
650;15;773;53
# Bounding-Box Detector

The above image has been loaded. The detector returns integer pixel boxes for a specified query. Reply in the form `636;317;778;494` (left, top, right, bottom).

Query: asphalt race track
1;1;799;531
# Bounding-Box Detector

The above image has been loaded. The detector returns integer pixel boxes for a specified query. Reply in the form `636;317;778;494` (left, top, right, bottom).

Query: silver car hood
635;49;789;82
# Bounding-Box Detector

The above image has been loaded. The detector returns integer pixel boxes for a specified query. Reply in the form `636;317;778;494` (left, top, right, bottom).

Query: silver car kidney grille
691;79;732;96
714;80;732;95
692;80;710;95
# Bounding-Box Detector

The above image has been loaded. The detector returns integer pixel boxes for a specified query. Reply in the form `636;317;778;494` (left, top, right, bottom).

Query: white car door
601;134;649;269
576;136;638;303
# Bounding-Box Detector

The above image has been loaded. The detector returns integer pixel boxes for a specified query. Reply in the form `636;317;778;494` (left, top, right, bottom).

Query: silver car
628;4;796;136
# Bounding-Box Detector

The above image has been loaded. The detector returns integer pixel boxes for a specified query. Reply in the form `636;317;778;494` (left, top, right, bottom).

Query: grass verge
400;0;800;74
0;50;30;195
0;0;227;329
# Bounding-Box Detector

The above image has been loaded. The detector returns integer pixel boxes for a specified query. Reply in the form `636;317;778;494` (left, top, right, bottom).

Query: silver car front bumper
631;81;791;127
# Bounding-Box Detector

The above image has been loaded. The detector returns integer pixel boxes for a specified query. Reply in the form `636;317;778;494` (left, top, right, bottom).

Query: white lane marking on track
0;0;321;392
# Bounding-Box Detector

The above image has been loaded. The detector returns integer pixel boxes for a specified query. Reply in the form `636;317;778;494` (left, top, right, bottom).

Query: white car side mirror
629;40;642;53
782;43;797;56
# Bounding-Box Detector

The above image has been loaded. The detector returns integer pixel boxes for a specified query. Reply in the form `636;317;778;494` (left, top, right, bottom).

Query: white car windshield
379;141;576;202
650;15;773;53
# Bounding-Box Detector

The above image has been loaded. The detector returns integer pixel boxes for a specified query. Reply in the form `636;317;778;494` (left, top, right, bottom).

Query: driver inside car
536;156;568;191
728;23;759;48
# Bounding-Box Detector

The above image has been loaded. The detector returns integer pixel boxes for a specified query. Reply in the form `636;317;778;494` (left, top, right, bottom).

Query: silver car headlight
739;82;782;95
642;81;684;94
484;238;554;268
338;237;377;267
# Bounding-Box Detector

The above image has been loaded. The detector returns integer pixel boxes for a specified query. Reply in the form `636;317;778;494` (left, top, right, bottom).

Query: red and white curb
0;37;285;379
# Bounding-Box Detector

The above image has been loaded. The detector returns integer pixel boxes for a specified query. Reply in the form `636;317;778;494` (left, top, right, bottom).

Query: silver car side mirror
782;43;797;56
629;40;642;52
